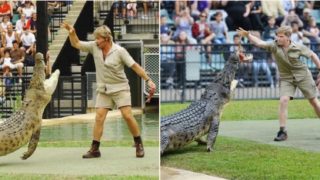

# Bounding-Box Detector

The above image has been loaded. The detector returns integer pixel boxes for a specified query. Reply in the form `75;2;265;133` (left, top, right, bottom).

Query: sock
92;140;100;149
280;127;286;132
133;136;142;144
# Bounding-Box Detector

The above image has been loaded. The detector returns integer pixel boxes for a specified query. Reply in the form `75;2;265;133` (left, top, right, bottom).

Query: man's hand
146;80;156;103
236;27;249;38
61;22;74;33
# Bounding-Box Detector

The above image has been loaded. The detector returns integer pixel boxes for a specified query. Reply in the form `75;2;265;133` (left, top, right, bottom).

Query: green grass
0;174;158;180
38;140;159;147
161;100;320;179
162;136;320;180
161;99;318;120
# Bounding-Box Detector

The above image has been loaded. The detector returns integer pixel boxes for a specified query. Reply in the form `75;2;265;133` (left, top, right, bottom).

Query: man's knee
280;96;290;106
95;109;107;124
120;106;133;121
122;111;133;121
309;97;319;107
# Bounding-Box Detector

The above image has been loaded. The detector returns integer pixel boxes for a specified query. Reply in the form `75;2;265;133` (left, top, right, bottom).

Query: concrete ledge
42;108;143;126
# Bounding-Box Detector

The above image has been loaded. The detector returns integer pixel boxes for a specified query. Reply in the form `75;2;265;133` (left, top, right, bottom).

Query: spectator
15;13;27;34
210;11;228;44
142;1;154;19
161;33;175;88
306;17;320;50
127;0;137;19
192;11;215;63
25;11;37;35
20;27;36;56
290;21;304;45
160;15;171;35
0;15;11;33
161;1;175;18
281;9;304;27
230;34;251;87
173;7;194;41
262;16;278;41
2;24;19;49
190;0;210;20
295;1;310;16
113;0;126;18
10;40;25;83
175;1;188;17
1;48;23;83
18;1;35;19
300;8;312;30
175;31;196;87
248;0;264;31
251;31;274;88
0;1;11;20
261;0;286;26
221;0;252;31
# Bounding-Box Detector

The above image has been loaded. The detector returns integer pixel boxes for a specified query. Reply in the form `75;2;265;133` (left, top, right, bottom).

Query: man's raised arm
237;27;268;48
61;22;80;49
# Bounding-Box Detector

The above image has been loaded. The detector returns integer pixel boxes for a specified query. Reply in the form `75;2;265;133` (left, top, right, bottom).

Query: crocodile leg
21;127;41;160
206;115;220;152
195;136;207;145
161;131;170;155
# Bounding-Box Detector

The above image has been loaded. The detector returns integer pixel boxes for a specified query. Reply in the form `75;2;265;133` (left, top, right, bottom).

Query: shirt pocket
287;51;302;65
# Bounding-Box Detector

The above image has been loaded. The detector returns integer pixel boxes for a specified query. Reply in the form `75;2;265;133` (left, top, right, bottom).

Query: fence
48;2;72;42
0;74;87;119
161;43;320;102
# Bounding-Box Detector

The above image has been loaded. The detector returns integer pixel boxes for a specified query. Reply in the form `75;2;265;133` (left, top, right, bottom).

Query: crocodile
0;53;60;160
161;52;244;155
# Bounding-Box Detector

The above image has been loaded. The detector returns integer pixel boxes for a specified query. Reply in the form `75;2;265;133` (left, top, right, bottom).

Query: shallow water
40;113;159;142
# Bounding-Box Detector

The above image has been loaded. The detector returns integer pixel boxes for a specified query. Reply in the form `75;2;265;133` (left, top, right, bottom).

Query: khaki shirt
79;41;136;94
262;41;313;82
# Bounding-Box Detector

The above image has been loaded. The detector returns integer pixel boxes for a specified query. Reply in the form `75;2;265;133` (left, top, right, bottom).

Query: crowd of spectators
160;0;320;88
113;0;156;19
0;0;70;103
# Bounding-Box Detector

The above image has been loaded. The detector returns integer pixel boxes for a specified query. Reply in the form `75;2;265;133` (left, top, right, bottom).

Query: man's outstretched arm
61;22;80;49
237;27;268;48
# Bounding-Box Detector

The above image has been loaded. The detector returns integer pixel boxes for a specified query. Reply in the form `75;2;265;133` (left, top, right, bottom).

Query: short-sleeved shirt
79;41;136;94
20;32;36;46
262;41;313;82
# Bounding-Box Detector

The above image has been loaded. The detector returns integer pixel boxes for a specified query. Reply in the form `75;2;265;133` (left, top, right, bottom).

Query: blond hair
93;25;113;43
276;26;292;37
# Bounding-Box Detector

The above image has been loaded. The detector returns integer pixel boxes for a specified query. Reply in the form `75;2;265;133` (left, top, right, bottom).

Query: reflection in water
41;113;159;142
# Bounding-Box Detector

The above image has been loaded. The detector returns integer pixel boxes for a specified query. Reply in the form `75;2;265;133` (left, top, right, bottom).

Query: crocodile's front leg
21;127;41;160
195;136;207;145
161;130;170;154
206;115;220;152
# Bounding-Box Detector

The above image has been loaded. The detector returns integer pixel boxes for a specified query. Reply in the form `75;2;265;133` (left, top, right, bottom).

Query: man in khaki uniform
237;26;320;141
62;22;156;158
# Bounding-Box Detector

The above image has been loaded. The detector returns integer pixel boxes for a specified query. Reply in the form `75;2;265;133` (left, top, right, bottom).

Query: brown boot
134;136;144;158
135;143;144;158
82;140;101;158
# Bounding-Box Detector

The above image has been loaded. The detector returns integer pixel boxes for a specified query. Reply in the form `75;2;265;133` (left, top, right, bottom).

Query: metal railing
161;43;320;102
0;74;87;119
48;2;72;42
102;1;159;40
44;75;87;118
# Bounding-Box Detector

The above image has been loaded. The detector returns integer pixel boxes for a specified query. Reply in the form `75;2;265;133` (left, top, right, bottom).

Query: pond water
40;113;159;142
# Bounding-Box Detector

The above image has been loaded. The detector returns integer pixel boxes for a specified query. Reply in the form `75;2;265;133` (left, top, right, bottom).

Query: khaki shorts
280;78;317;99
95;90;131;109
